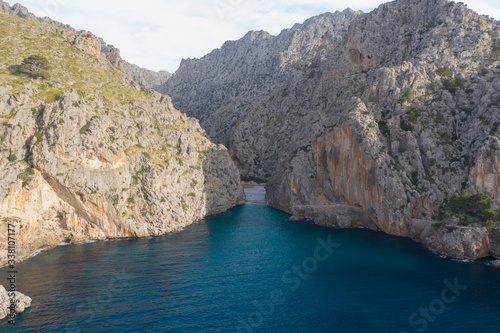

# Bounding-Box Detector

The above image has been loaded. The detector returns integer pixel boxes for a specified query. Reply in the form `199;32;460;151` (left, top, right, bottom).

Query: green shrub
492;45;500;59
34;132;43;144
447;190;500;224
180;196;188;210
435;112;444;123
80;121;90;135
467;192;491;213
482;220;497;227
411;170;419;186
142;151;151;159
402;87;415;103
400;120;414;131
436;66;451;77
448;189;469;215
445;226;458;233
483;209;500;221
443;77;465;93
198;150;208;159
408;104;419;122
7;154;17;162
378;121;390;137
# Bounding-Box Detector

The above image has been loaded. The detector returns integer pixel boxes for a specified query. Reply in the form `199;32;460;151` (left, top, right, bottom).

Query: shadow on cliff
202;147;245;217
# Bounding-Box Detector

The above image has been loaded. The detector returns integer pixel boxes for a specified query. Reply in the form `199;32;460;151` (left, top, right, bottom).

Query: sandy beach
242;182;266;204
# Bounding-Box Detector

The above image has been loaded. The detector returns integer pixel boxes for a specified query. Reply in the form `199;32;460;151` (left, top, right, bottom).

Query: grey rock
0;285;32;320
486;259;500;268
159;0;500;259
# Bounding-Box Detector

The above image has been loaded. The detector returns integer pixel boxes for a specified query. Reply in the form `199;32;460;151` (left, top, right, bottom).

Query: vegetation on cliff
0;7;244;267
447;190;500;226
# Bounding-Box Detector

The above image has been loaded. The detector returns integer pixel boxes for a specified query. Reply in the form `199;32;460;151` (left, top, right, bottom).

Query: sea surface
1;204;500;332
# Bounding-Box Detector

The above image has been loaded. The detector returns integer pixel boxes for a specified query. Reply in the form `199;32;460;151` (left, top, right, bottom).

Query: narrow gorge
160;0;500;260
1;0;500;272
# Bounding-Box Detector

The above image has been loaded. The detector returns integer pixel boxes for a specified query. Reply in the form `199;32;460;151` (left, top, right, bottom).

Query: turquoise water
1;204;500;332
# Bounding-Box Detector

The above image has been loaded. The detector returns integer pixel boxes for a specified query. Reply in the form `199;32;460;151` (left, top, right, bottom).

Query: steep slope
0;1;170;89
161;0;500;259
0;6;244;267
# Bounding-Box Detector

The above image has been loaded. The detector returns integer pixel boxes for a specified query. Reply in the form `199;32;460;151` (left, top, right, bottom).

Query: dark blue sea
1;204;500;332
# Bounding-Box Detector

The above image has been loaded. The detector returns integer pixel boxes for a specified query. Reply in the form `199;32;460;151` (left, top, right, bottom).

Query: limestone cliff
161;0;500;260
0;4;244;267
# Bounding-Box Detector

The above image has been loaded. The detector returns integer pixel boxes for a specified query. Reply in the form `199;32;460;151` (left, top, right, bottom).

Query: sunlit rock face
0;3;244;267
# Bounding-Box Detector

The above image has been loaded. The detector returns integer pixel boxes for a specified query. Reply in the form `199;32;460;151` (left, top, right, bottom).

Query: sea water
1;204;499;332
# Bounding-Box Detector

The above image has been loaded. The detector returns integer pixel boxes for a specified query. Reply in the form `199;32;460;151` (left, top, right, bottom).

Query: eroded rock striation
0;3;244;267
161;0;500;259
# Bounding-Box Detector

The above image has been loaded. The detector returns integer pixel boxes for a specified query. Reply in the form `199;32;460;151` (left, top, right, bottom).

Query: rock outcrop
0;285;31;320
160;0;500;259
0;3;244;267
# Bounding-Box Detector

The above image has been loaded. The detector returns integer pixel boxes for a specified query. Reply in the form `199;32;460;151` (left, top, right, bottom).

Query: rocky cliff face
0;4;244;267
161;0;500;260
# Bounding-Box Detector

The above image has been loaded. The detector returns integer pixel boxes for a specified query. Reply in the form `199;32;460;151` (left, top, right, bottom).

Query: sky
6;0;500;73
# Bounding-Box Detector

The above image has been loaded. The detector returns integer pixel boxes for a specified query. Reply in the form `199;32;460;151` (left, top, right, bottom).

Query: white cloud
5;0;500;72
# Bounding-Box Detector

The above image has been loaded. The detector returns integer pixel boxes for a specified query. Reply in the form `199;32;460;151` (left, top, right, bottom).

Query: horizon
4;0;500;73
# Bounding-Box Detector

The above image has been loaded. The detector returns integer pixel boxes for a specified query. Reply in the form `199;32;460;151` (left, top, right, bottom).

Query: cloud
6;0;500;73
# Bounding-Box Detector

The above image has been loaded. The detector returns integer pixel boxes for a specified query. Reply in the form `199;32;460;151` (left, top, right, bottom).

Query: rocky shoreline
0;285;31;321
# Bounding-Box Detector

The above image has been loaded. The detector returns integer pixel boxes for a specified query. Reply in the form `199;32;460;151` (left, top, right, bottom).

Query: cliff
160;0;500;260
0;3;244;267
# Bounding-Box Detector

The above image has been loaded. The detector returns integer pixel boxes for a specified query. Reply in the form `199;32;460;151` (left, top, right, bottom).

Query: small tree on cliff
447;190;500;225
17;55;50;80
